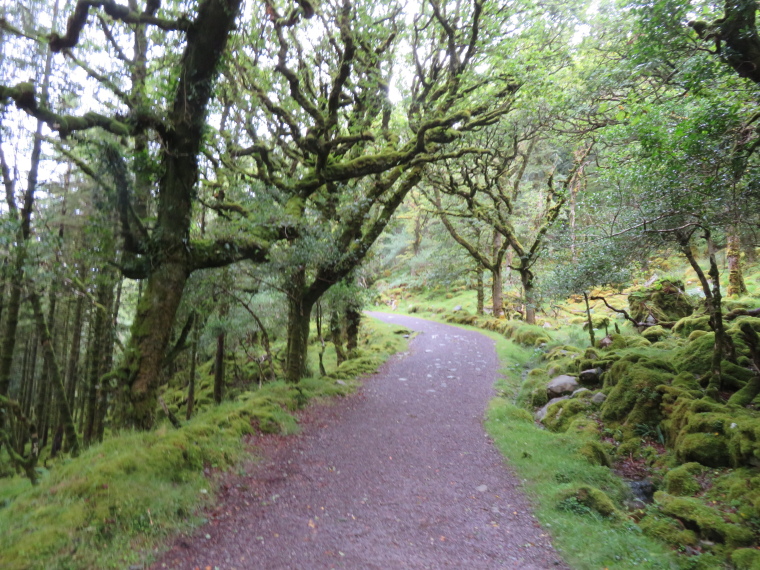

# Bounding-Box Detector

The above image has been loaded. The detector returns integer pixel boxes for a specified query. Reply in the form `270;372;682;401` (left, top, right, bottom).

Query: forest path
153;313;566;569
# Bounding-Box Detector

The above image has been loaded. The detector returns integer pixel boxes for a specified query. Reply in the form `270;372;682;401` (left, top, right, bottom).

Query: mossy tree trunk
475;266;484;316
584;292;596;348
727;231;747;297
679;228;735;396
285;266;312;383
120;261;190;428
346;305;361;355
519;266;536;325
330;310;347;366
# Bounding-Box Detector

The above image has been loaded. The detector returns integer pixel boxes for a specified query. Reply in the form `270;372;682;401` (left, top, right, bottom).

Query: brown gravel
152;313;567;570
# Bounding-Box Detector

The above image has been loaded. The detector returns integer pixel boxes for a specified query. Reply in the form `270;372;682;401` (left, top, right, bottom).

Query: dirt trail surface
153;313;567;570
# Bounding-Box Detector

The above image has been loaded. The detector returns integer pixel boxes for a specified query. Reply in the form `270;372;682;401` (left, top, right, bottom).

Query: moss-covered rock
638;514;699;548
577;440;611;467
600;356;673;430
673;315;711;337
676;433;731;468
654;492;754;547
566;416;600;439
641;325;669;342
542;398;592;432
674;331;751;378
731;548;760;570
513;324;551;347
628;279;694;324
625;335;653;348
557;485;622;518
671;371;701;391
547;345;581;361
664;462;703;496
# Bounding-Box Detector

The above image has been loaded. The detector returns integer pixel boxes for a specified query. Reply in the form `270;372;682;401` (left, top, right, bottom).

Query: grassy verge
0;317;408;570
484;331;680;569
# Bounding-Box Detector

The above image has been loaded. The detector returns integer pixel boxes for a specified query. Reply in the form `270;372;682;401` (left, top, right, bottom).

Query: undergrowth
0;318;408;570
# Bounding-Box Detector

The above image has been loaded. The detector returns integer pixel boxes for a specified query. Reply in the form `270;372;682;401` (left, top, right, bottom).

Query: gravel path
153;313;567;569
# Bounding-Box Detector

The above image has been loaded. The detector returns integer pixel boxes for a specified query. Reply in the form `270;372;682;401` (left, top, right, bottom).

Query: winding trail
153;313;566;569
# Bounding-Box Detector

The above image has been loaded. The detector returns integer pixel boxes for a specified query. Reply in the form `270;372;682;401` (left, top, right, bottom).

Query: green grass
0;316;407;570
485;348;680;569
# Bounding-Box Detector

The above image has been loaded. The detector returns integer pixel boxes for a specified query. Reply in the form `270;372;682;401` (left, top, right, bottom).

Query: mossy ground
0;317;407;570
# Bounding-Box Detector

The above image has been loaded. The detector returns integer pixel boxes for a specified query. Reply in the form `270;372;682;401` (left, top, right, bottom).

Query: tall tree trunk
727;231;747;297
285;267;312;383
186;327;198;420
584;292;596;348
213;269;230;405
29;292;79;456
84;271;114;446
330;310;346;366
346;305;361;354
94;278;120;444
491;268;503;318
113;0;244;429
520;268;536;325
213;330;226;404
119;261;189;429
475;266;484;316
315;302;327;376
491;232;503;317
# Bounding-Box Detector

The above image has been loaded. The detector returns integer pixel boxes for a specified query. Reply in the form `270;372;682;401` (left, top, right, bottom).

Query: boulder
572;387;591;398
591;392;607;405
578;368;602;386
535;396;569;422
546;374;579;397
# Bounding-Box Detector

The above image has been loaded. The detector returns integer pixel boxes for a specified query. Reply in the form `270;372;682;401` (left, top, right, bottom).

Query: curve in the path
153;313;566;570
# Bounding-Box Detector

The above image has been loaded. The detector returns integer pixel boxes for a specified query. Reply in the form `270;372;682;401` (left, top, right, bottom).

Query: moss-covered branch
0;394;39;484
49;0;191;52
0;83;133;137
189;237;270;271
689;0;760;84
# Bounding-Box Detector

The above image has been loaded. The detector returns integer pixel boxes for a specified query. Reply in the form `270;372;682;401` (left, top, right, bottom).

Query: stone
452;305;462;312
591;392;607;404
535;396;569;422
578;368;601;386
546;375;579;397
571;387;591;398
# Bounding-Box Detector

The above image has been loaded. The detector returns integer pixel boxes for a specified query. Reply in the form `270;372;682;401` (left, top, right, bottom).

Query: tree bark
475;266;484;315
186;327;198;420
29;292;79;456
727;231;747;296
584;292;596;348
330;310;346;366
520;267;536;325
213;330;226;404
84;271;114;446
119;261;189;429
285;267;312;383
346;305;361;354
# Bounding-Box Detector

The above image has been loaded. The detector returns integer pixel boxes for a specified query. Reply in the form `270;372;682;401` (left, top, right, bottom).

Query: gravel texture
153;313;567;569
